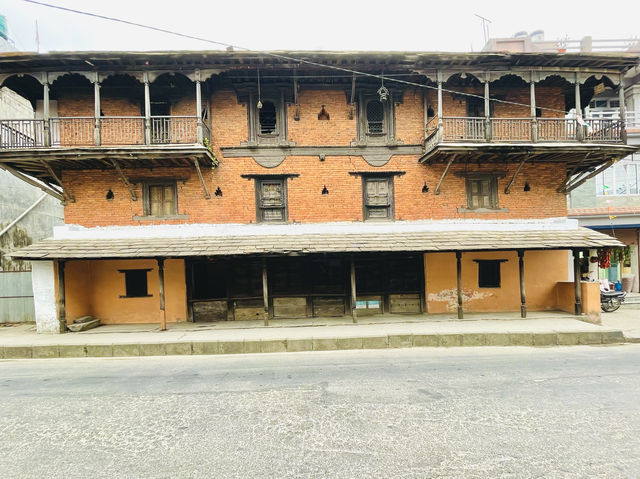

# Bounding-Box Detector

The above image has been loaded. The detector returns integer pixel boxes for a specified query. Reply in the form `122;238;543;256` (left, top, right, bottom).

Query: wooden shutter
259;180;285;221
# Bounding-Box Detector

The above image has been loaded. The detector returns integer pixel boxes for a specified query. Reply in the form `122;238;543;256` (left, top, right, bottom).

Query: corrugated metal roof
9;227;623;260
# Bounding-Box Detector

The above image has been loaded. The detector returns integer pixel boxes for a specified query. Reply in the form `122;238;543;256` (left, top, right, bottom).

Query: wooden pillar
195;70;203;144
56;260;67;333
518;250;526;318
93;73;101;146
573;250;582;315
484;72;491;141
43;79;51;147
157;258;166;331
144;72;151;145
456;251;463;319
619;74;627;143
530;74;537;143
350;256;358;323
262;259;269;326
437;71;443;125
575;74;584;141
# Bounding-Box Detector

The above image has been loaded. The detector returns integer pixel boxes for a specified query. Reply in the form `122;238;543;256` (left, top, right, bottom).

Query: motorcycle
601;289;626;312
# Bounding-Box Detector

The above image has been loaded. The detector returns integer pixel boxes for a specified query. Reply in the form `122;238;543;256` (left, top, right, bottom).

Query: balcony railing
0;116;208;150
425;116;625;150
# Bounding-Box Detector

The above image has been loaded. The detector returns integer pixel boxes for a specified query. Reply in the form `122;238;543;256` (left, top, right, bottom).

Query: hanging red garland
598;248;611;269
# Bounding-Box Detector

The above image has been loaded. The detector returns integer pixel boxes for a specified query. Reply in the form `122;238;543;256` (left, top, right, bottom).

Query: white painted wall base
31;261;60;334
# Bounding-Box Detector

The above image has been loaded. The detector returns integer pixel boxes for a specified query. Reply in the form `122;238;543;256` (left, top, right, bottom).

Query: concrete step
0;329;627;360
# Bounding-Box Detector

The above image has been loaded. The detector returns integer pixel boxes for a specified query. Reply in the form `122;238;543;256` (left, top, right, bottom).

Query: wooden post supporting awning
56;260;67;333
350;257;358;323
456;251;463;319
157;258;166;331
573;250;582;315
262;259;269;326
518;250;526;318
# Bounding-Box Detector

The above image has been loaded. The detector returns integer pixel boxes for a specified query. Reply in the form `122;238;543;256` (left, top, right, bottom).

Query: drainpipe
0;193;47;239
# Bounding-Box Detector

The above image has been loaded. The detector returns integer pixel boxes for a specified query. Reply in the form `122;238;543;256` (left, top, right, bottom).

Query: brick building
0;50;637;333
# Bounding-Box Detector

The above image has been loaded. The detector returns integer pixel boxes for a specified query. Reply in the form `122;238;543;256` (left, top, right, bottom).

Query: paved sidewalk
0;311;627;359
601;304;640;342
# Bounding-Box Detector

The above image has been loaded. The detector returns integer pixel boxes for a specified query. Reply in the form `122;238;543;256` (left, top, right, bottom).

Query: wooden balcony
0;116;210;149
0;116;215;203
421;116;636;177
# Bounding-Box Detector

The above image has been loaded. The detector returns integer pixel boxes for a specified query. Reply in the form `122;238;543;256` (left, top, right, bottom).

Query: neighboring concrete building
1;50;636;333
0;22;64;322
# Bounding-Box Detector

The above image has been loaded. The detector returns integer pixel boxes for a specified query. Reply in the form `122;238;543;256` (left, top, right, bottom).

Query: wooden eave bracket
556;152;592;193
504;158;527;194
434;155;456;195
110;159;137;201
0;162;65;203
193;158;211;199
563;158;616;194
40;160;75;203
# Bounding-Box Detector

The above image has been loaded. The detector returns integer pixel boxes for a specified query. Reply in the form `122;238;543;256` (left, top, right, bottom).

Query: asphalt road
1;345;640;479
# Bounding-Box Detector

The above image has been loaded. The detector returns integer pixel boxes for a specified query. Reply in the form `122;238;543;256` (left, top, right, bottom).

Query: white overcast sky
2;0;640;53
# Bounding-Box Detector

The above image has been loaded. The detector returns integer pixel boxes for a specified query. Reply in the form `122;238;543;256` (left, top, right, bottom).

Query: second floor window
144;182;177;217
259;100;278;134
363;176;394;220
256;178;287;222
358;93;395;145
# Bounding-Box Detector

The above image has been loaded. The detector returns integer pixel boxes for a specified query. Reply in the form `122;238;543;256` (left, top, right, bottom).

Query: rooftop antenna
474;13;492;45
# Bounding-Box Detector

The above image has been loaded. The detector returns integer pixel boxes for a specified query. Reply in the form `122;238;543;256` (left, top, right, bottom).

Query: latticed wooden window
259;101;278;134
364;177;393;220
257;178;286;222
466;177;497;209
366;100;384;134
145;183;177;217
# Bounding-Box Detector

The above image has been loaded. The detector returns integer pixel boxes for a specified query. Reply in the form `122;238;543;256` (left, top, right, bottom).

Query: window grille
366;100;384;134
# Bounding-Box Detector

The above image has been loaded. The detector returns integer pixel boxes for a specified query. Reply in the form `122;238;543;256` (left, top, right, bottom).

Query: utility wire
25;0;575;115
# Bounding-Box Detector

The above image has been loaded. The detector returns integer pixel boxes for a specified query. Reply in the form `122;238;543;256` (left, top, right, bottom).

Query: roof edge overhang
8;227;624;261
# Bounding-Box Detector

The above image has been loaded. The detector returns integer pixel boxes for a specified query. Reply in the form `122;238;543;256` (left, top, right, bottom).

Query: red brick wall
62;157;567;227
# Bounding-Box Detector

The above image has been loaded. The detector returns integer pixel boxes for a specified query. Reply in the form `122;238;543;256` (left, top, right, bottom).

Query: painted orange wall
556;281;601;322
63;259;187;324
424;250;570;313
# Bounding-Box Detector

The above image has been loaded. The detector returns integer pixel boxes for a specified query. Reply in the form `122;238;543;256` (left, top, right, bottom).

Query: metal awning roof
9;227;623;260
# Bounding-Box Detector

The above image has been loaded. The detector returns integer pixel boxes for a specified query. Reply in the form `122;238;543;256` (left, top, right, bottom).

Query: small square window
476;260;502;288
143;182;177;217
466;176;498;210
363;176;394;220
256;177;287;222
119;269;152;298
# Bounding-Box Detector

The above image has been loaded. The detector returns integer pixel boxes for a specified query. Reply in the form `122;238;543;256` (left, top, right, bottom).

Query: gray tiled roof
9;227;623;260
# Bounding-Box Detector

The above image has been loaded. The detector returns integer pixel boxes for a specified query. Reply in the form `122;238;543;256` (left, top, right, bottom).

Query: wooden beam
434;155;456;195
0;163;65;202
110;159;137;201
573;250;582;315
193;158;211;199
456;251;463;319
157;258;166;331
557;153;592;192
40;160;75;203
518;249;526;318
563;159;615;194
262;259;269;326
504;158;527;194
56;260;67;333
350;256;357;323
